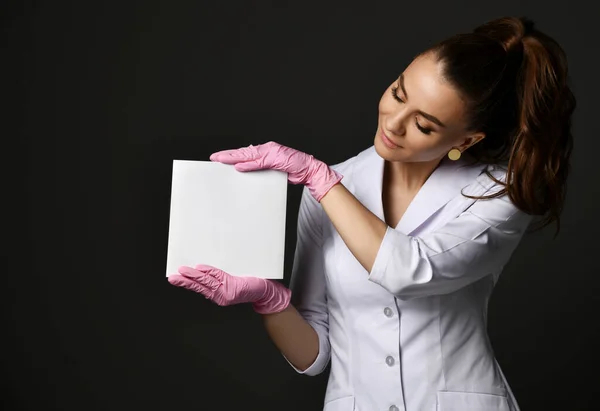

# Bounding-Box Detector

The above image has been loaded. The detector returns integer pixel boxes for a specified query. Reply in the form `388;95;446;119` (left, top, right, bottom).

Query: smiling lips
380;130;400;149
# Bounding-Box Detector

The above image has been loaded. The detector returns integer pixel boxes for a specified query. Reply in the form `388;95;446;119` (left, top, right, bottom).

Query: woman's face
374;52;483;163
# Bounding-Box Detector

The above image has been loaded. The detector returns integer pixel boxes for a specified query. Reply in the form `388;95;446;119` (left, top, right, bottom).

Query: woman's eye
415;119;432;135
390;86;404;103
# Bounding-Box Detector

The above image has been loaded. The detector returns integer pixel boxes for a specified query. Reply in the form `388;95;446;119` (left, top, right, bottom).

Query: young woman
168;16;575;411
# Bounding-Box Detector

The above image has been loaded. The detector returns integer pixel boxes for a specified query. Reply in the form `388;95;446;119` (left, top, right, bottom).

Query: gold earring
448;148;461;161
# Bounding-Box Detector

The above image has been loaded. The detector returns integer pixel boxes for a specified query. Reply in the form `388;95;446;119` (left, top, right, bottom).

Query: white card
166;160;288;279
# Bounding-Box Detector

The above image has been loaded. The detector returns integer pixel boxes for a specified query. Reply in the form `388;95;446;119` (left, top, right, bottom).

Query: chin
374;137;408;162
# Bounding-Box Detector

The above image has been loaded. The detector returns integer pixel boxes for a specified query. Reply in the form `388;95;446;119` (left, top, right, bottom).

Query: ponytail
509;29;575;234
429;17;575;236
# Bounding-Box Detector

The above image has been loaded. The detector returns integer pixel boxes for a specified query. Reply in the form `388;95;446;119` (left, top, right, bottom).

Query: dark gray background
10;0;599;410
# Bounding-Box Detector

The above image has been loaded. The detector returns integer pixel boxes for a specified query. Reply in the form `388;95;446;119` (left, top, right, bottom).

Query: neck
384;158;443;192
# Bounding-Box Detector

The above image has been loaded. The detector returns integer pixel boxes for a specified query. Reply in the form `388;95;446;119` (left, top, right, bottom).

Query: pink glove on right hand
168;264;291;315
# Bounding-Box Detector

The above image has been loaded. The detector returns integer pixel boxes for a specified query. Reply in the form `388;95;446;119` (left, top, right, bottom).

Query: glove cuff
252;281;292;315
309;161;343;202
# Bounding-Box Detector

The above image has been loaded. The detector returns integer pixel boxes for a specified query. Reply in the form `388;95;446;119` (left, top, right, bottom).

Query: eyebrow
398;74;446;128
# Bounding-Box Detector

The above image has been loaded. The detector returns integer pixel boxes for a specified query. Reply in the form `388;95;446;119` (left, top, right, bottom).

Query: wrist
309;161;343;202
252;281;292;315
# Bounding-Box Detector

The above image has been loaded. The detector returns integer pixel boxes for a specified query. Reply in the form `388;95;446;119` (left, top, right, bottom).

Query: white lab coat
286;146;532;411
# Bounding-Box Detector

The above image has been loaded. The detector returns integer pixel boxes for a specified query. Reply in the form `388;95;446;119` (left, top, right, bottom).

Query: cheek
378;97;386;114
404;131;451;159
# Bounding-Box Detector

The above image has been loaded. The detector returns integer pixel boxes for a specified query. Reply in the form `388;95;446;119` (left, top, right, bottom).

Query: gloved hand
168;264;291;314
210;141;342;202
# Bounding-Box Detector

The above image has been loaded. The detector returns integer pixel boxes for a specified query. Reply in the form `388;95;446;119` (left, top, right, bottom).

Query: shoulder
459;160;532;230
461;160;511;198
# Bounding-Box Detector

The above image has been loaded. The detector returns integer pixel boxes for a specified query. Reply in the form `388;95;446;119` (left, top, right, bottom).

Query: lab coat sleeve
368;184;533;300
282;186;330;376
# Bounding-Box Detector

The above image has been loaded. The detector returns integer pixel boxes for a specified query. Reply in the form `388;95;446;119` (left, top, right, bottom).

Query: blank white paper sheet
166;160;287;279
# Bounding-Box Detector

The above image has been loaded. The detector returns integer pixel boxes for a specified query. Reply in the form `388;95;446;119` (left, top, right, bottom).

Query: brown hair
427;17;575;236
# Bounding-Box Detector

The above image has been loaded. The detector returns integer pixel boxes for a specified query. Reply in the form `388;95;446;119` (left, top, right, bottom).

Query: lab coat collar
352;146;487;235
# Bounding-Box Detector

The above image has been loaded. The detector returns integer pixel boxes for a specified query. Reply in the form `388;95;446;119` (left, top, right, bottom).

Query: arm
261;305;319;371
320;176;532;299
320;183;387;273
262;187;331;374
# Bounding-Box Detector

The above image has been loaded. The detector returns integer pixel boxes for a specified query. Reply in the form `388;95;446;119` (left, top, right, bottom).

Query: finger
209;150;245;164
193;264;227;278
179;265;221;290
168;275;213;296
234;159;266;172
178;265;203;278
210;146;258;164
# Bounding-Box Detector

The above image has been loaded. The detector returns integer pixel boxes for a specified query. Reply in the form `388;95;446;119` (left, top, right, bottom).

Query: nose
385;109;408;136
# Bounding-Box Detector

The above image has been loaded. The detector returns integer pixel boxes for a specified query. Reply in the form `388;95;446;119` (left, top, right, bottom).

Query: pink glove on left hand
168;264;291;315
209;141;342;202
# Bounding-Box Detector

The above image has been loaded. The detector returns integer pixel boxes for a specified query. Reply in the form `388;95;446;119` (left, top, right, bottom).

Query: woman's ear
459;132;485;151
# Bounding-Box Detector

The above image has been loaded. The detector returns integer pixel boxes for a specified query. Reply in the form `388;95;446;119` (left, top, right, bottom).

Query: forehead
402;54;466;128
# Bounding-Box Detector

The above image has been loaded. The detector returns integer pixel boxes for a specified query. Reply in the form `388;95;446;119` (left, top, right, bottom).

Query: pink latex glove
209;141;342;202
168;264;291;314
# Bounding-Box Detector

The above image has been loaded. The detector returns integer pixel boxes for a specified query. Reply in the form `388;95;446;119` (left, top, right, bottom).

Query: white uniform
285;146;532;411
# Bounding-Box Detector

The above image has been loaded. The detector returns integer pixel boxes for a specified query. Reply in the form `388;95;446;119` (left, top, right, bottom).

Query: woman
168;16;574;411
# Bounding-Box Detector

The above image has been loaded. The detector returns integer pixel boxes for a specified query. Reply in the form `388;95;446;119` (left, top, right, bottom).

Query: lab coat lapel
396;156;486;235
352;147;486;236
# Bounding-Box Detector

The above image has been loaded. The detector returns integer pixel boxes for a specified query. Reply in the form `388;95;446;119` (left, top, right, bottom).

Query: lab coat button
383;307;393;317
389;405;399;411
385;356;395;366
